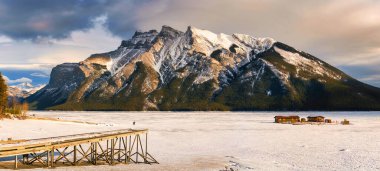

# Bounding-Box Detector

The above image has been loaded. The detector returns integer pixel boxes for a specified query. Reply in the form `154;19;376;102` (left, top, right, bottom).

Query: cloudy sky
0;0;379;87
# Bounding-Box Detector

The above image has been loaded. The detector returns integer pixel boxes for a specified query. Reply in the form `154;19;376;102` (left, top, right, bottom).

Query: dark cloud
103;0;153;38
0;0;158;40
0;0;118;39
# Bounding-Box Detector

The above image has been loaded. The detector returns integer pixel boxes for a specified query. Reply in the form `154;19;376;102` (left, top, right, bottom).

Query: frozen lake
1;111;380;170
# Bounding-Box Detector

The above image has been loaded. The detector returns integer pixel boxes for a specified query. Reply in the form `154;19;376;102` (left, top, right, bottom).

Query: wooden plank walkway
0;129;158;169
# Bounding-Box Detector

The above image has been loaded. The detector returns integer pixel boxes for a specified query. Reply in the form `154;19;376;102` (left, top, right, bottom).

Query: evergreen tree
0;73;7;114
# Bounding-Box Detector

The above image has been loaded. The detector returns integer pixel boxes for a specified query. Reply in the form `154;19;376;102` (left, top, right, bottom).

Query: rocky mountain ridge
8;83;45;99
27;26;380;111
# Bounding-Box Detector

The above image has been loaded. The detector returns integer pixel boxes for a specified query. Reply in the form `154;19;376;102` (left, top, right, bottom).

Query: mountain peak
17;82;33;88
158;25;183;38
185;26;276;56
8;83;45;99
132;29;158;38
120;29;158;49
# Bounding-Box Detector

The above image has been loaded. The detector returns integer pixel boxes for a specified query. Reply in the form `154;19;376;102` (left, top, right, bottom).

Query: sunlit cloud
30;72;49;78
0;64;54;74
0;35;12;44
3;75;32;84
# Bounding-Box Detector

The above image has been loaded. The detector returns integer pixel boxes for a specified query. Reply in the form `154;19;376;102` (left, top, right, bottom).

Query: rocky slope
27;26;380;110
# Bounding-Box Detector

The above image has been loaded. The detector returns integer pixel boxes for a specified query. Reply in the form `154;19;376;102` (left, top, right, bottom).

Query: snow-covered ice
1;111;380;171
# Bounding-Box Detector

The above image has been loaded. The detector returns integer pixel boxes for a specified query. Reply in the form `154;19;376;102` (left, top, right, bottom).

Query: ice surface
1;111;379;171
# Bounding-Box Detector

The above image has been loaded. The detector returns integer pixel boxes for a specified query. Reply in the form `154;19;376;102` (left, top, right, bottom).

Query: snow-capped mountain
27;26;380;110
8;83;45;98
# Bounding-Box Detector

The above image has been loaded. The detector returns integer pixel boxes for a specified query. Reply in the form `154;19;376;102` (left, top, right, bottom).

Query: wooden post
46;150;49;167
22;154;27;164
106;140;109;163
136;135;139;163
145;132;148;160
128;135;132;162
51;148;54;167
111;138;115;165
14;155;18;169
118;137;121;162
90;143;94;164
94;142;97;165
91;143;95;164
124;136;127;164
73;146;77;165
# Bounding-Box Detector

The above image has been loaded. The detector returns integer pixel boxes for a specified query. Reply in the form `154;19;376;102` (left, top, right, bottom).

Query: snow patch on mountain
274;47;342;80
104;30;159;75
106;47;145;75
189;27;276;58
190;27;234;52
233;34;275;51
186;26;277;85
261;59;289;86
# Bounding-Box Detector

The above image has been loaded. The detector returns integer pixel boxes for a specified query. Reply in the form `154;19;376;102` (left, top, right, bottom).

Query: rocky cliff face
27;26;380;110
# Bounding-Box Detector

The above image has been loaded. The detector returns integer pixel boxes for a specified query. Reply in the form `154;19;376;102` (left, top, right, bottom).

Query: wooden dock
0;129;158;169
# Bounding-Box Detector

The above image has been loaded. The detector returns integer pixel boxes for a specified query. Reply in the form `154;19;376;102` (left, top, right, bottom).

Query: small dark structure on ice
307;116;325;122
274;116;300;123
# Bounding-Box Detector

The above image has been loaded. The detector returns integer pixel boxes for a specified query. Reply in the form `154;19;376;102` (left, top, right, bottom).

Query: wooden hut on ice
307;116;325;122
274;116;300;123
